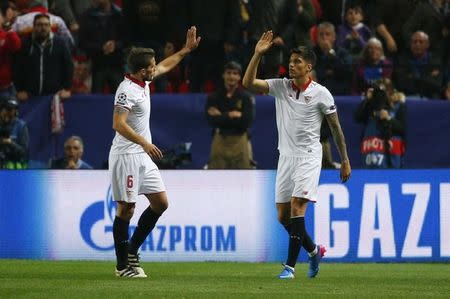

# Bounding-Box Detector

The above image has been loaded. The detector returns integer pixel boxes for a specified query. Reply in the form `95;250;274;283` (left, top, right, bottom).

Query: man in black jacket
205;61;255;169
14;13;73;101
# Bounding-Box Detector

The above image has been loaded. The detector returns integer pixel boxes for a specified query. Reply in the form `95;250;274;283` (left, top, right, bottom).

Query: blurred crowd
0;0;450;170
0;0;448;99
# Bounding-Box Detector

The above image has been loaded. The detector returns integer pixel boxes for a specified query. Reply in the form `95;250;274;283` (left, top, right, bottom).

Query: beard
34;33;50;43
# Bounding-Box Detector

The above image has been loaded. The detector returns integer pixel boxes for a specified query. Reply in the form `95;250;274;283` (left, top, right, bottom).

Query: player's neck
129;73;145;83
293;76;310;87
292;76;312;91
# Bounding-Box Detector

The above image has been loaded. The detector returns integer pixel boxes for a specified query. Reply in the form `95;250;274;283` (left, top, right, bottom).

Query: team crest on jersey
236;99;242;109
304;96;311;103
117;92;127;105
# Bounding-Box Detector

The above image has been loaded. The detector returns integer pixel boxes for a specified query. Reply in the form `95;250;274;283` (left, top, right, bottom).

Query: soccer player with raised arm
243;31;351;279
109;27;200;278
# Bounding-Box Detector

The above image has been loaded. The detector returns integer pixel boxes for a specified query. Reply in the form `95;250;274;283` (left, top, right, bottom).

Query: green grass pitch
1;260;449;298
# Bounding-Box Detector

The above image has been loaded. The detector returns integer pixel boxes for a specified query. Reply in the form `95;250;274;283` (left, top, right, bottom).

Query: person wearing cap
0;95;29;168
205;61;255;169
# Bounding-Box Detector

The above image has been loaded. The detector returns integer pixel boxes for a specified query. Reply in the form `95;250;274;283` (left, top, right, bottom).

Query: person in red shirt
0;4;21;96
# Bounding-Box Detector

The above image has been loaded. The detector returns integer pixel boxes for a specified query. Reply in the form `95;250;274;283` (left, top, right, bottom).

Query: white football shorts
275;154;322;203
109;152;166;203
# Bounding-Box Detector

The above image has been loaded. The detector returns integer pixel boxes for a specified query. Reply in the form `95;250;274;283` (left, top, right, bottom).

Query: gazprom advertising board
0;170;449;262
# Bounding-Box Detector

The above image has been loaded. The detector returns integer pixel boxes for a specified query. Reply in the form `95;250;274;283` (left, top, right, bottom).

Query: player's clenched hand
340;160;351;183
255;31;274;55
142;142;163;160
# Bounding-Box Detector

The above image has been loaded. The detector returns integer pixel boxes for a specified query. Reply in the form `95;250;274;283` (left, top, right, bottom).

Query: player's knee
277;214;289;226
116;202;135;220
156;200;168;213
127;206;135;219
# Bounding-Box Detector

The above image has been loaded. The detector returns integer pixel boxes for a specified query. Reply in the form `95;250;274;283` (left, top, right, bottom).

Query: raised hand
255;31;274;55
184;26;201;52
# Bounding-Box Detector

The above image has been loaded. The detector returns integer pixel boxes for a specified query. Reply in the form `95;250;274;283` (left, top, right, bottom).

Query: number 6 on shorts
127;175;133;188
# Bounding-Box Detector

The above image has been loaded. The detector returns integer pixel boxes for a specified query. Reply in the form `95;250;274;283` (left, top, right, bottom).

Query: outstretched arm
242;31;274;94
325;112;351;182
154;26;201;79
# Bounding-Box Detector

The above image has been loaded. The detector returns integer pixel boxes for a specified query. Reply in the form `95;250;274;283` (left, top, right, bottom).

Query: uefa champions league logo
80;186;115;251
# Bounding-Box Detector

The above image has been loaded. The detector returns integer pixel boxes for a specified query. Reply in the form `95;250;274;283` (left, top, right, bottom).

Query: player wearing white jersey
109;27;200;278
243;31;351;279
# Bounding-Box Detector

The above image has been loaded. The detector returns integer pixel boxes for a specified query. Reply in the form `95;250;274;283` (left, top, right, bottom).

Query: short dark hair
33;13;50;25
345;3;363;14
224;61;242;74
127;47;156;73
290;46;316;67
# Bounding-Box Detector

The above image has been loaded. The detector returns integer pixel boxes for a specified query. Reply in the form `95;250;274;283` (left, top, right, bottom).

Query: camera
155;142;192;169
371;86;389;111
0;124;11;140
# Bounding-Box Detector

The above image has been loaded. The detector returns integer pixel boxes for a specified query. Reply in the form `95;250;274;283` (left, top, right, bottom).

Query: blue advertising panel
0;170;449;262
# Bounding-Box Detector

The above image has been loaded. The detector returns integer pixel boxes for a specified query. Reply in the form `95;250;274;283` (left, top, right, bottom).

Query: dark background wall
19;94;450;169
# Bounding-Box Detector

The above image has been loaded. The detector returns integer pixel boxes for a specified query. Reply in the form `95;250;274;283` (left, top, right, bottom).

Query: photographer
355;79;406;168
0;96;29;169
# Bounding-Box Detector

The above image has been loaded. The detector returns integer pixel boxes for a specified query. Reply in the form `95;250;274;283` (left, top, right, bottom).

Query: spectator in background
0;95;29;169
355;78;406;168
394;31;443;99
50;0;92;34
162;41;188;93
50;135;93;169
206;61;255;169
245;0;288;79
15;0;48;11
352;37;392;95
313;22;352;95
336;3;371;60
0;4;21;97
318;0;346;27
1;1;19;26
13;13;73;101
276;0;316;49
444;81;450;100
79;0;125;93
12;1;74;47
123;0;167;92
373;0;417;56
123;0;188;92
71;57;91;94
188;0;240;92
403;0;449;57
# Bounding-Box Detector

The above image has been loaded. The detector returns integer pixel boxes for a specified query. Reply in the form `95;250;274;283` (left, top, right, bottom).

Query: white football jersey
110;75;152;154
266;78;336;157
